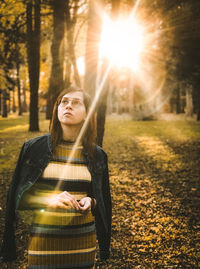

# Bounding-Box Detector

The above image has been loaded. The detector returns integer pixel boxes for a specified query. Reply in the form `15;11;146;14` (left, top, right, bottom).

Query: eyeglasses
59;97;84;108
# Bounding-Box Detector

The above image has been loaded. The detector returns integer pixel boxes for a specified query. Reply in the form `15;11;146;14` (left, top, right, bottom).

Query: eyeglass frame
58;97;85;109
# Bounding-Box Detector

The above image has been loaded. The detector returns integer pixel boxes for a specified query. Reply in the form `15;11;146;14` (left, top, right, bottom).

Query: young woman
0;85;112;269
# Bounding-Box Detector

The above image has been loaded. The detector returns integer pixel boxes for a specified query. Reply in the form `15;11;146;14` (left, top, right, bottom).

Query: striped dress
19;141;96;269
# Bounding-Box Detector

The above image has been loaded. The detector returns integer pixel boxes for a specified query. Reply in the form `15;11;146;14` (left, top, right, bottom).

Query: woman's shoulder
24;133;50;145
23;134;51;152
95;145;108;160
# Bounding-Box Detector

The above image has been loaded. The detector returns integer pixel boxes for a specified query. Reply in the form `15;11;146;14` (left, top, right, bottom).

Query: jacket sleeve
95;151;112;260
0;142;28;262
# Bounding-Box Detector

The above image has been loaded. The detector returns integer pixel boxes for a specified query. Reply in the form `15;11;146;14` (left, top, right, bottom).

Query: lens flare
99;15;145;71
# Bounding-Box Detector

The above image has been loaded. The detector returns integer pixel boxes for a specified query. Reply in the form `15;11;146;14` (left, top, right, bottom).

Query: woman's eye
72;100;79;106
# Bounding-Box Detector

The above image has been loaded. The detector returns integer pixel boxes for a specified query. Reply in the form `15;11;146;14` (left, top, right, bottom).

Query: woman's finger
49;191;80;211
79;197;92;213
61;195;80;211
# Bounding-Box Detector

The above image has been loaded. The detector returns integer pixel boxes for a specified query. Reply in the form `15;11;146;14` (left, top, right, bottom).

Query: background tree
66;0;81;88
84;0;103;99
159;0;200;119
26;0;41;131
1;0;200;124
0;0;26;117
46;0;66;120
96;0;121;146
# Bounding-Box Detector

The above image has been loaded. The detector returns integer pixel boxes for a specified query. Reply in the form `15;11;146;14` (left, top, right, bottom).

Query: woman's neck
61;124;81;142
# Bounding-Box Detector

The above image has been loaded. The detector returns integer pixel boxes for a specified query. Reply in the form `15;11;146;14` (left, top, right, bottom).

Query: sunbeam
99;15;145;71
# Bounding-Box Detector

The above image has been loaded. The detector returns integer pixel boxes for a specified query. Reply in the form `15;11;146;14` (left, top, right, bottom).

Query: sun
99;15;145;71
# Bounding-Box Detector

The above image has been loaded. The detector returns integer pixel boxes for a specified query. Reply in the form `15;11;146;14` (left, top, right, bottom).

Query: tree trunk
96;59;109;146
0;93;1;115
16;62;22;116
128;73;134;113
96;0;120;146
196;86;200;121
175;86;181;114
27;0;40;131
22;83;28;113
185;86;193;117
111;0;121;20
1;90;8;118
46;0;66;119
84;0;103;99
7;94;11;113
96;78;109;146
192;78;200;121
66;2;80;87
64;59;71;87
12;89;16;113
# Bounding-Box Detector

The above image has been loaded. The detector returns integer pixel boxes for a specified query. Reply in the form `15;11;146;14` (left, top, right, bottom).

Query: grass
103;117;200;163
0;113;50;173
0;113;29;131
0;113;200;174
105;117;200;142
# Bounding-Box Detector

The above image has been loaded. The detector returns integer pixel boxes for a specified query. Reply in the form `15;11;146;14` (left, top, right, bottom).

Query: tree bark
185;86;193;117
96;77;108;146
22;83;28;113
66;2;81;87
12;89;16;113
1;90;8;118
96;0;120;146
46;0;66;119
195;85;200;121
16;62;22;116
175;86;181;114
27;0;40;131
84;0;103;99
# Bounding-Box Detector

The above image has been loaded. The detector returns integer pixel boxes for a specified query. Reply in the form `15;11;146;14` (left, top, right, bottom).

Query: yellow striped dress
20;141;96;269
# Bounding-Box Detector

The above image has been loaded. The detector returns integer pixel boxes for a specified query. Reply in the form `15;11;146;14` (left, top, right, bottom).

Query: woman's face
57;91;87;127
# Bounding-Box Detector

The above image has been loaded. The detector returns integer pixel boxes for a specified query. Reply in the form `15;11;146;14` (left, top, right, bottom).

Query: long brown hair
50;85;97;160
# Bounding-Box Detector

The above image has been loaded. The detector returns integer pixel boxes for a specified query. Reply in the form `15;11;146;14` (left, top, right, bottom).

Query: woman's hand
48;191;81;211
78;197;92;214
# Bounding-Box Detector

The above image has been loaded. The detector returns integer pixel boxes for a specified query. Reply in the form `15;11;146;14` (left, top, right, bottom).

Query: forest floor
0;113;200;268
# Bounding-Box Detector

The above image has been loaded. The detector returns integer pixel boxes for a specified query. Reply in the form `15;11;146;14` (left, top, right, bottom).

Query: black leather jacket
0;134;112;262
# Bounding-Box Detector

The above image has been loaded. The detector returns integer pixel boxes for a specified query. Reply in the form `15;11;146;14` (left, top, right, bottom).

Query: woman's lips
64;111;73;116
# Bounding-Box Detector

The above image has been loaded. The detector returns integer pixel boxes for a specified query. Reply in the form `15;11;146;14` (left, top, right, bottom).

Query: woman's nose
66;101;72;108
